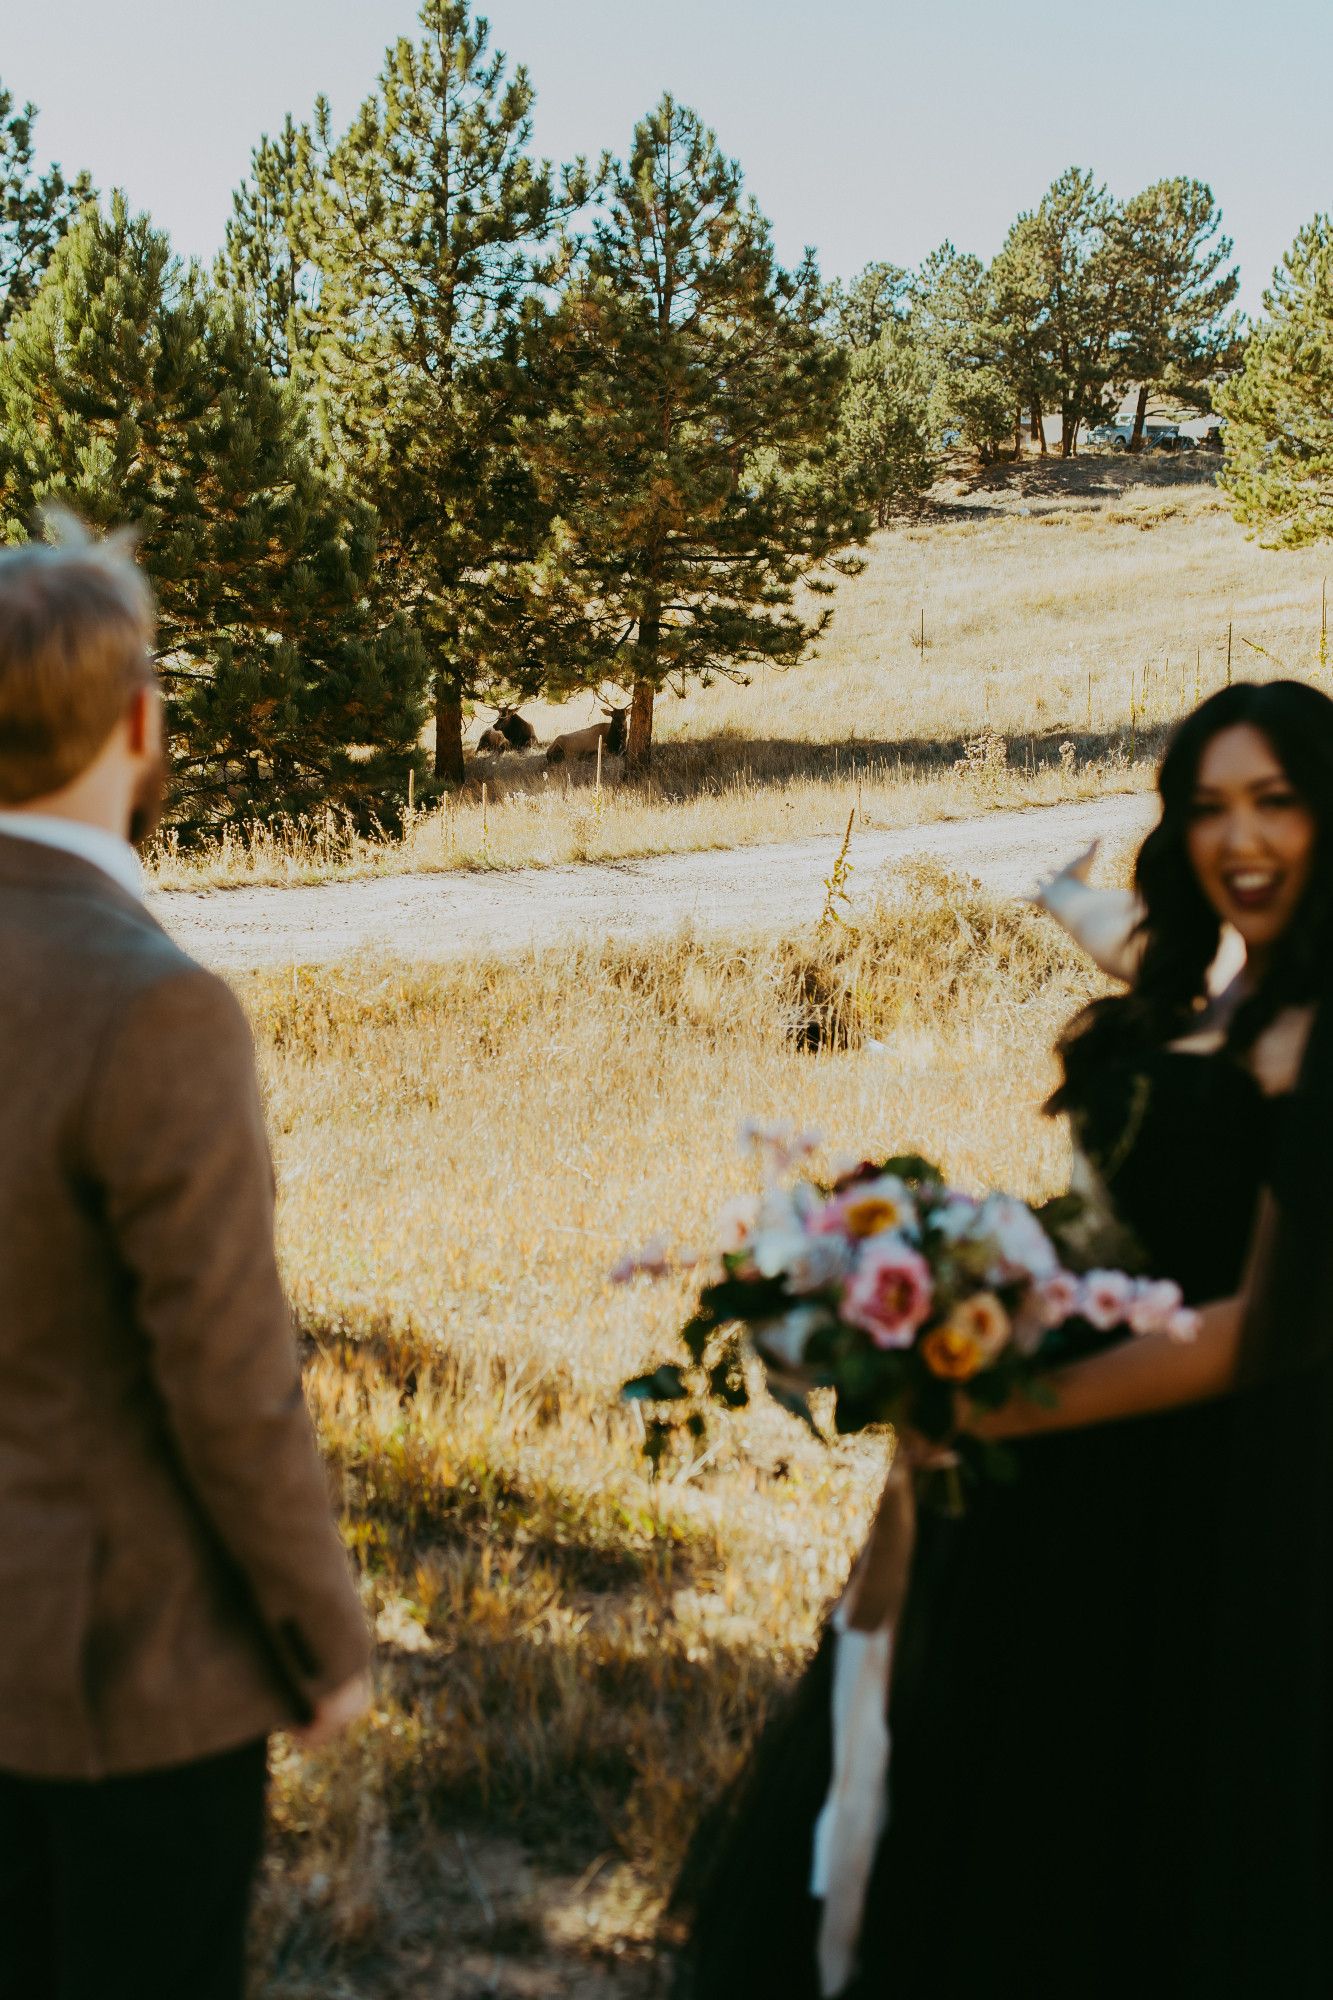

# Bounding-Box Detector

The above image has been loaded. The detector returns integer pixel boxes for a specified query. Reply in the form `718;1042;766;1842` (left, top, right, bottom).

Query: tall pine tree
303;0;589;782
535;95;865;770
1117;179;1240;450
1218;217;1333;547
219;114;319;380
0;197;428;827
908;245;1015;461
0;79;93;332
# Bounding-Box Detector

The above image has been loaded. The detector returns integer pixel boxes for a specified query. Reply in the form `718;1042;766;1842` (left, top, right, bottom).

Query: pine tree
219;114;319;379
0;197;428;827
835;322;937;525
1117;179;1240;450
988;216;1060;453
908;245;1014;461
1217;217;1333;548
994;170;1129;457
0;79;93;332
534;95;866;771
823;261;907;350
303;0;587;783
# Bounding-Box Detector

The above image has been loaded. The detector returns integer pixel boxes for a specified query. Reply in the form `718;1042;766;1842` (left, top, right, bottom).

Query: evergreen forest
1;6;1329;828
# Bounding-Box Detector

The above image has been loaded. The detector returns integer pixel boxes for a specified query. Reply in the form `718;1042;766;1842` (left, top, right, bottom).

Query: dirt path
151;793;1156;970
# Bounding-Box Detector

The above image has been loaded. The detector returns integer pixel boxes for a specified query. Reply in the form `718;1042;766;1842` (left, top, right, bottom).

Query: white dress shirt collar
0;812;145;902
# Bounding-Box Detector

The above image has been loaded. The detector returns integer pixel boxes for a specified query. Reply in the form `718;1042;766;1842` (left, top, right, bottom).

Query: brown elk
495;706;538;749
476;726;508;754
545;702;628;765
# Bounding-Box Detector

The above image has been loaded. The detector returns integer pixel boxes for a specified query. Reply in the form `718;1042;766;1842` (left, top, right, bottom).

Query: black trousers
0;1738;268;2000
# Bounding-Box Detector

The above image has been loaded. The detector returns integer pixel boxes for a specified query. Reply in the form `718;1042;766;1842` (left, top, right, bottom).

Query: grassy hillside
155;457;1329;889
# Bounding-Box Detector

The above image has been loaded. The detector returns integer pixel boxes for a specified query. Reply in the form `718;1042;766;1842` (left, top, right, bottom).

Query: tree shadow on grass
470;723;1168;813
261;1319;807;1999
943;449;1224;511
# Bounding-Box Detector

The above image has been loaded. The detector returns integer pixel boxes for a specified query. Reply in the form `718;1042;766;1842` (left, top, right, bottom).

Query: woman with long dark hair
682;681;1333;2000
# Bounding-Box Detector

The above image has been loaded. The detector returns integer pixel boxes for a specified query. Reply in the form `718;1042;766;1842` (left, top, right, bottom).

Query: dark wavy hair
1051;680;1333;1115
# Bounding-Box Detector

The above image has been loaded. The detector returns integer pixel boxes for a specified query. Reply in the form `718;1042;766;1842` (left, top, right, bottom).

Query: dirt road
151;792;1156;970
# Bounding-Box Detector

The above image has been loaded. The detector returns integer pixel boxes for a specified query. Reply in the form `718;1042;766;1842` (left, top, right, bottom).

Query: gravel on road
150;792;1157;971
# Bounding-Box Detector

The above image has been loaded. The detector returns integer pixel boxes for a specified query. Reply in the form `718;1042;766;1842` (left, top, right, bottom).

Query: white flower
1127;1278;1185;1338
756;1185;802;1237
933;1191;982;1241
972;1194;1060;1282
754;1306;827;1370
1166;1307;1201;1343
822;1175;920;1243
1080;1268;1136;1332
751;1229;852;1295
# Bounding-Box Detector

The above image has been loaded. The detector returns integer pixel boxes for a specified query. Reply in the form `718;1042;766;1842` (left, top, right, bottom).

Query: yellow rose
921;1292;1011;1381
843;1195;906;1239
921;1324;986;1381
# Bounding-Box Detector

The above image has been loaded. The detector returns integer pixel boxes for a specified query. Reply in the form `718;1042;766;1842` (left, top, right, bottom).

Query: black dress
681;1048;1333;2000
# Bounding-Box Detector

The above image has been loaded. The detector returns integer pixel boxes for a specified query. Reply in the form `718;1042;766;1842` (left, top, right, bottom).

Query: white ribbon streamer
810;1600;894;1997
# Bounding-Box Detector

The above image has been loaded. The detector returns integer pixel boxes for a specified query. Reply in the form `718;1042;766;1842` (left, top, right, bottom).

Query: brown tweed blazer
0;832;371;1779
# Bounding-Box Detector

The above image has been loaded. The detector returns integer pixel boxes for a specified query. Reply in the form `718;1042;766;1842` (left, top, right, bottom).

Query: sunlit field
207;457;1306;1992
153;457;1329;893
244;859;1121;1996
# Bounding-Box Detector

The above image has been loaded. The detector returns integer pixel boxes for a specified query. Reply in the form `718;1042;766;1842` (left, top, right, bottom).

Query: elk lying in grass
545;703;628;765
495;706;538;749
476;726;509;755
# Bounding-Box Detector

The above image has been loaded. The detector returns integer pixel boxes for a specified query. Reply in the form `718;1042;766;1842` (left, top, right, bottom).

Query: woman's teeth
1225;870;1280;905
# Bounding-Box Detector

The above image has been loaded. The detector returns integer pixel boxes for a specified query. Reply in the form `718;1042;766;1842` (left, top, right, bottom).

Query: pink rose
1127;1278;1185;1338
842;1237;934;1350
1080;1268;1136;1332
1035;1270;1083;1328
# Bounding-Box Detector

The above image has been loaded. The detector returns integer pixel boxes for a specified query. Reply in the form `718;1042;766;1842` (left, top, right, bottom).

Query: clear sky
8;0;1331;317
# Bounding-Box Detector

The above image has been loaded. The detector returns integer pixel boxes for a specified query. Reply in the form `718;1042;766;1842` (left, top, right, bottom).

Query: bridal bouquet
619;1124;1198;1474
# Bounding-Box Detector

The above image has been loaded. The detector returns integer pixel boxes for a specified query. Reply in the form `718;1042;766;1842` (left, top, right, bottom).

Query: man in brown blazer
0;526;373;1999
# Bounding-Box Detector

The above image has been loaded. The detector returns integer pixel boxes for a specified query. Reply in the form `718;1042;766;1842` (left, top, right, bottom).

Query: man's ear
125;685;160;756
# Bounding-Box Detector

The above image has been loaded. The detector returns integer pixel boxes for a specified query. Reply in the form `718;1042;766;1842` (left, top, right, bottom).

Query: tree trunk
626;679;655;773
627;594;661;774
434;674;465;786
1061;398;1077;459
1031;393;1047;456
1127;382;1150;454
1013;405;1024;458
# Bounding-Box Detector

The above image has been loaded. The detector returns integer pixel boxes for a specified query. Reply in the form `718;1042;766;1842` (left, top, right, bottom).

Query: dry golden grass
154;457;1329;894
242;858;1115;1996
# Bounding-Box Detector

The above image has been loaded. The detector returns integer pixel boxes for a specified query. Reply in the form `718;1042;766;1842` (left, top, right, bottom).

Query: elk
545;702;629;765
476;725;508;755
495;706;538;750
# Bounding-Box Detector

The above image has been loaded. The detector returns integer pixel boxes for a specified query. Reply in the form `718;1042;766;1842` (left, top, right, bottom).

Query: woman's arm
974;1294;1244;1440
1034;841;1143;983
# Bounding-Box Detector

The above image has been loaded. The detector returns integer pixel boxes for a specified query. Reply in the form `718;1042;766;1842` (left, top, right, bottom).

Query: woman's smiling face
1185;722;1317;965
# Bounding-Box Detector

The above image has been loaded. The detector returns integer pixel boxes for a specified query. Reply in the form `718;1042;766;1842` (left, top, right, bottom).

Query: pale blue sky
8;0;1331;316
